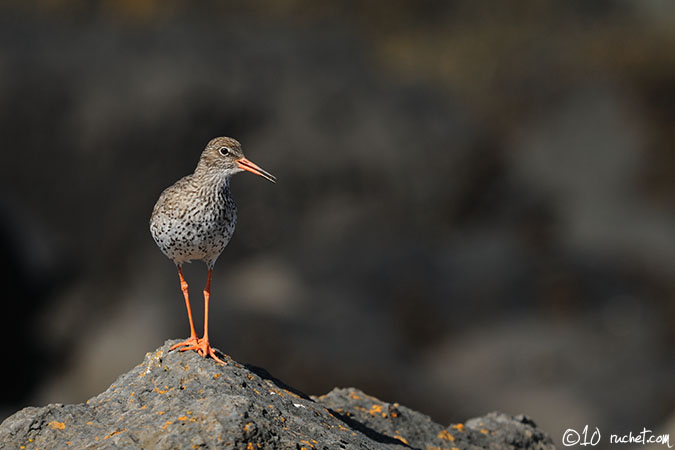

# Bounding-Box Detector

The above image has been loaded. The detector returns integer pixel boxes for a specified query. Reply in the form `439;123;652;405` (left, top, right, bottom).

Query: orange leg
170;266;200;351
175;268;226;365
199;269;227;364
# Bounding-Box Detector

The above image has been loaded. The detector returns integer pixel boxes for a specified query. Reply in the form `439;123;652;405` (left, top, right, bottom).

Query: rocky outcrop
0;340;555;449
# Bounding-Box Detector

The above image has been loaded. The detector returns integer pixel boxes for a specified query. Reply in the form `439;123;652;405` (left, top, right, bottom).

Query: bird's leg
170;266;200;351
197;268;227;364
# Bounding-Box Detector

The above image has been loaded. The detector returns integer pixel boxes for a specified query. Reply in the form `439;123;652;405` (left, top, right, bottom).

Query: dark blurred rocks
0;2;674;447
0;340;555;450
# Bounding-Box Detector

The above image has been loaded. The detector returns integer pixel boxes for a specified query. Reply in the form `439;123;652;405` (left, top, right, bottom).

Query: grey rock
0;341;555;449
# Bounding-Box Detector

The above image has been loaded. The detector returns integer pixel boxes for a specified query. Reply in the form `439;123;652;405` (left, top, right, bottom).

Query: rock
0;340;555;449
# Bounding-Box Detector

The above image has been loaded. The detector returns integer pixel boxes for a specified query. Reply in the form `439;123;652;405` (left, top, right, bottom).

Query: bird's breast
150;191;237;265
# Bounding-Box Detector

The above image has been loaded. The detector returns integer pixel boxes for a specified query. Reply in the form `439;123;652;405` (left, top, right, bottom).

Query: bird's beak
236;157;277;183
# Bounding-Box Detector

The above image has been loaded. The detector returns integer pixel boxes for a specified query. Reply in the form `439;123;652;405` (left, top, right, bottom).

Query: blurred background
1;0;674;446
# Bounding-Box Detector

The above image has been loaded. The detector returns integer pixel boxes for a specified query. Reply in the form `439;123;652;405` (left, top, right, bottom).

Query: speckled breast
150;192;237;267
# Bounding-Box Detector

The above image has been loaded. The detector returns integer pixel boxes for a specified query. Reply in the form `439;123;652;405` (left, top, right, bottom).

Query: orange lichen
394;435;409;445
390;403;401;418
104;428;128;440
480;428;489;435
161;420;173;429
177;416;188;421
451;424;465;431
349;392;360;400
213;374;221;379
287;390;301;399
438;429;455;441
368;404;386;418
48;421;66;430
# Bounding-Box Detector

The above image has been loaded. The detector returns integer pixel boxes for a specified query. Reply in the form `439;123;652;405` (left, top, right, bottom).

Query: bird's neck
193;170;232;197
220;176;232;195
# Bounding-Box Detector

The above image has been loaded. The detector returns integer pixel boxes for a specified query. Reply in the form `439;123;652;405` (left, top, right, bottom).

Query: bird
150;136;276;364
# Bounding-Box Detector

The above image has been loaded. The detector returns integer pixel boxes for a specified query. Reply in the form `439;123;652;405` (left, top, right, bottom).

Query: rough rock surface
0;341;555;449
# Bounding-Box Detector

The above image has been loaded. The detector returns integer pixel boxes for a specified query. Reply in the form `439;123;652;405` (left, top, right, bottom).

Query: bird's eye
219;147;231;156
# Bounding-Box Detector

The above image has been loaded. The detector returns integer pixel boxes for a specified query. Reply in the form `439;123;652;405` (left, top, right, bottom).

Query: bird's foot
170;336;200;351
200;340;227;365
173;337;227;365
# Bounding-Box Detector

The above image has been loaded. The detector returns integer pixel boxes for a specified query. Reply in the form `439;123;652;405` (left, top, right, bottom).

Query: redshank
150;137;276;364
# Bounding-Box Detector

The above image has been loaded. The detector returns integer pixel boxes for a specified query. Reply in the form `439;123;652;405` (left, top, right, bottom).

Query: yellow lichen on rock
438;429;455;441
48;421;65;430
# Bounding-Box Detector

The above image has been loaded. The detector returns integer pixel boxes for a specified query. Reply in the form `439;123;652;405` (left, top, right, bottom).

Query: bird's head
197;136;276;183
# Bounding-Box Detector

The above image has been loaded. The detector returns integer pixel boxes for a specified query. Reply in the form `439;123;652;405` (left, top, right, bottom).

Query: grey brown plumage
150;136;275;363
150;162;238;268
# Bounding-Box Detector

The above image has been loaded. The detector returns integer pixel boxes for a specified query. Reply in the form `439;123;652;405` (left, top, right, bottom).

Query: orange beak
236;157;276;183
